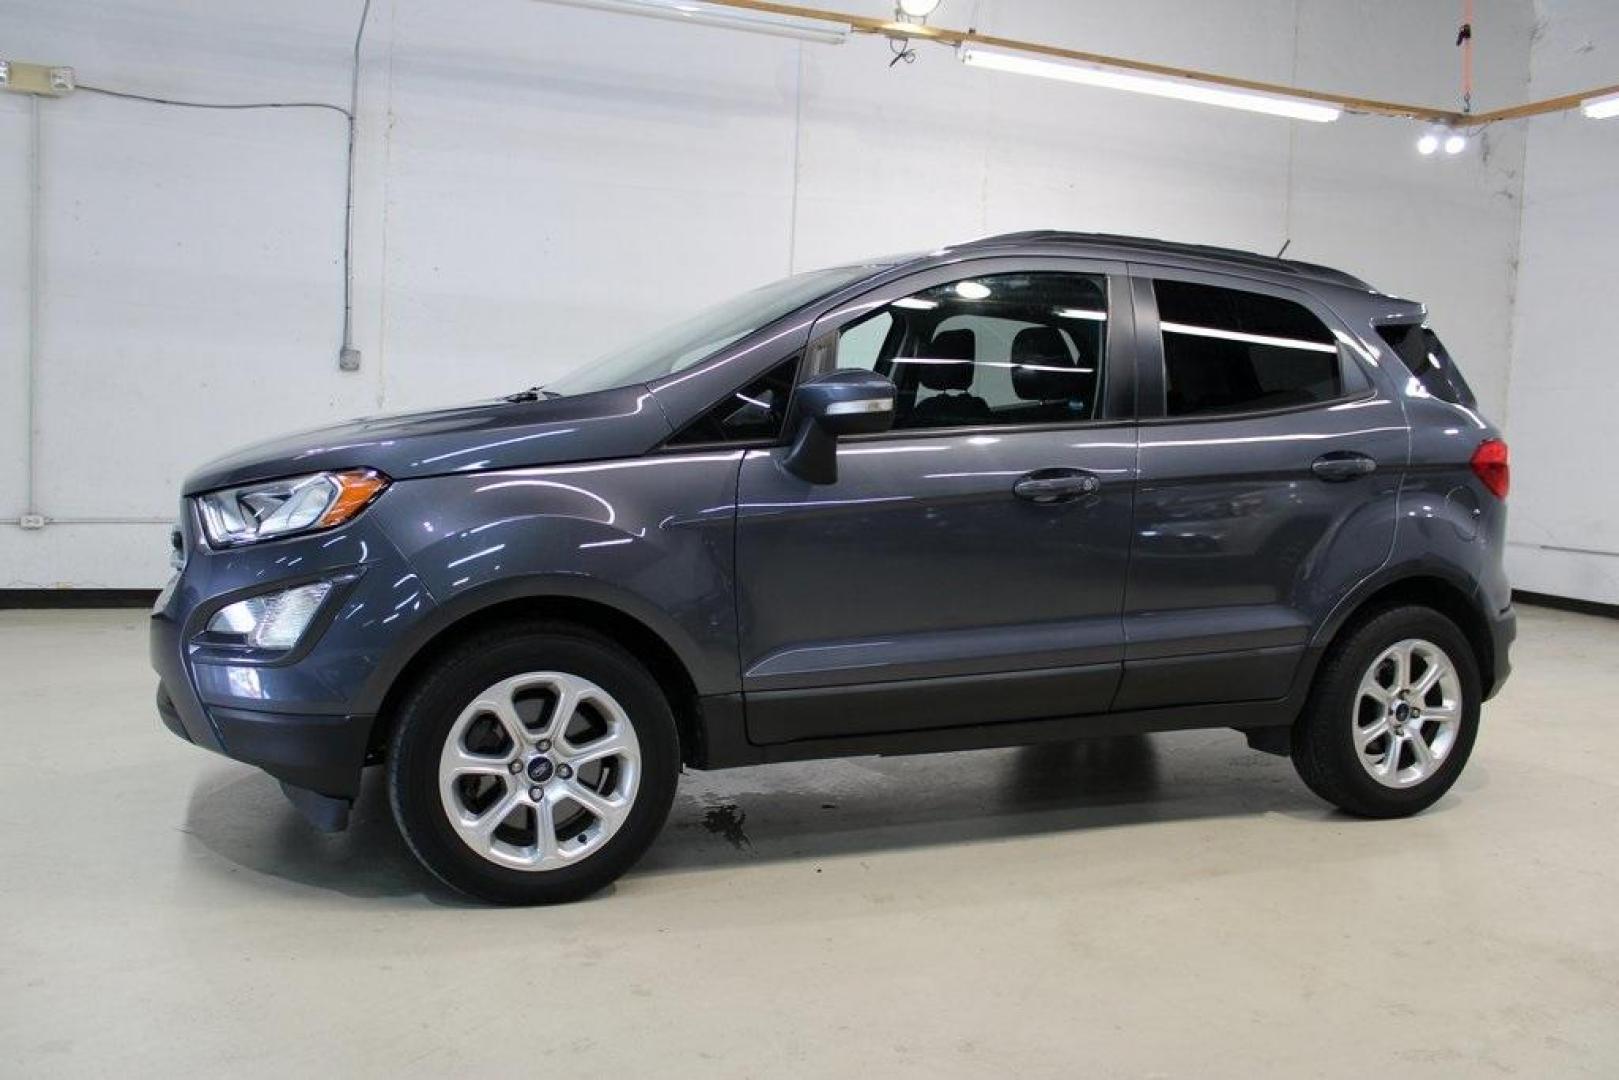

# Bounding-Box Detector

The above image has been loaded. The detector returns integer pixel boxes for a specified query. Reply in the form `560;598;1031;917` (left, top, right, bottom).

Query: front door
733;260;1139;746
1118;268;1408;710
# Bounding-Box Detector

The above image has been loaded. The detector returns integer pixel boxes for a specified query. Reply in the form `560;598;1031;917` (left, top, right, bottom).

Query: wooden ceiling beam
706;0;1614;128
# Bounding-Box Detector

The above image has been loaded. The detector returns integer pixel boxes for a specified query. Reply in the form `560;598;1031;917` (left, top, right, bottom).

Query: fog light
206;581;332;650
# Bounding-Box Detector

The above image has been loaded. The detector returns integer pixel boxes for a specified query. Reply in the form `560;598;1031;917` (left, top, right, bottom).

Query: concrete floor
0;605;1615;1077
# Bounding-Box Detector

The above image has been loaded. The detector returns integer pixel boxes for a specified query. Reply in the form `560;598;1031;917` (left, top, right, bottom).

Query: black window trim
659;353;806;452
1129;263;1378;426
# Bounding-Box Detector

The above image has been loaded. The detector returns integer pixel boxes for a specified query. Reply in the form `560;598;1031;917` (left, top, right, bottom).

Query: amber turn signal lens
318;469;391;527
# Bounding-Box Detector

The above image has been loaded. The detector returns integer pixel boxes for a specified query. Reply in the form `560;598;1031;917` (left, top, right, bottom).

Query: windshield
545;264;882;396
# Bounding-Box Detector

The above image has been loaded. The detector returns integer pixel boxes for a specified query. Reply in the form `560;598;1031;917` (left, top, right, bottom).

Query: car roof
923;230;1382;296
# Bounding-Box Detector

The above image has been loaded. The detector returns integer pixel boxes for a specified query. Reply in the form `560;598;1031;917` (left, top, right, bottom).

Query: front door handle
1013;468;1101;503
1311;451;1378;482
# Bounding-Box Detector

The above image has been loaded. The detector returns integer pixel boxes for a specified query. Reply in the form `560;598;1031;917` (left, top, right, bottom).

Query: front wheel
1291;605;1482;818
387;623;680;904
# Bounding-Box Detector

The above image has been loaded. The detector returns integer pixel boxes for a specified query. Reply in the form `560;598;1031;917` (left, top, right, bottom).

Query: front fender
358;453;746;710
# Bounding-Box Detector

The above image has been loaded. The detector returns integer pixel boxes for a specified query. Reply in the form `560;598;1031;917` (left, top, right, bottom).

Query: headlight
197;469;388;547
206;581;333;650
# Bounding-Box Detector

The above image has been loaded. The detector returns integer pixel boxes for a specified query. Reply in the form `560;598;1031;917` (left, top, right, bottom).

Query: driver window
835;272;1108;429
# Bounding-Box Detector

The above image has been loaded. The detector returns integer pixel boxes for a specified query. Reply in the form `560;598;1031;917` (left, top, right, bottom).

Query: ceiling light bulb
897;0;941;15
1443;131;1467;154
1416;132;1440;155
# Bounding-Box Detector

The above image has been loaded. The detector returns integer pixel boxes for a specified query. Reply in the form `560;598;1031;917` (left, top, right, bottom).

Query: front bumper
150;500;435;803
154;674;372;799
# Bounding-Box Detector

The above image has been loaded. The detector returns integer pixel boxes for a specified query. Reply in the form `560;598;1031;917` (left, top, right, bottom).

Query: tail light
1470;438;1510;499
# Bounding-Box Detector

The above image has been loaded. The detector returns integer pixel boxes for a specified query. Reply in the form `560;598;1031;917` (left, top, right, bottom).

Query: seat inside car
1010;324;1098;421
909;328;991;426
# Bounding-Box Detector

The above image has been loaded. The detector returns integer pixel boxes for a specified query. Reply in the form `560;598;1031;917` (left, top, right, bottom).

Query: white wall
0;0;1533;588
1504;0;1619;605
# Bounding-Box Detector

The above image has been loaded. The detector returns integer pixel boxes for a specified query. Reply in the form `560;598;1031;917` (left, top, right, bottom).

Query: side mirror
783;368;896;484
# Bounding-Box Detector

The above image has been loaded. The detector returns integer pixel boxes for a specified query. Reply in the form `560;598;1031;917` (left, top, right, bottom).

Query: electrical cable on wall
68;0;371;373
1458;0;1474;115
2;0;373;534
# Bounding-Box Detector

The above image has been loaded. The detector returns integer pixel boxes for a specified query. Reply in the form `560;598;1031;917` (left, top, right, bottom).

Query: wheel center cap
526;757;555;783
1393;701;1411;723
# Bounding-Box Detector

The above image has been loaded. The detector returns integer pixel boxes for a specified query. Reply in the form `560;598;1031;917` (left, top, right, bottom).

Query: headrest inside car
1011;326;1092;401
918;328;976;391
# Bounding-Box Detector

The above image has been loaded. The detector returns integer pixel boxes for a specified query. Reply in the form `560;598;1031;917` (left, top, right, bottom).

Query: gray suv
153;231;1515;904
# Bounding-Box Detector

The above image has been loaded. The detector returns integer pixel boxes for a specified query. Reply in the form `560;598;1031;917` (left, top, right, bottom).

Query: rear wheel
387;623;680;904
1291;605;1481;818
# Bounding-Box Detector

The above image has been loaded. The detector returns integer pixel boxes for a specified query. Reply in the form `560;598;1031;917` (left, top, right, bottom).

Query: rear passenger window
1374;322;1477;406
1154;280;1343;417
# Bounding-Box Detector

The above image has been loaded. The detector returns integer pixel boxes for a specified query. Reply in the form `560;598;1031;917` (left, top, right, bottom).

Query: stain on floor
700;802;751;850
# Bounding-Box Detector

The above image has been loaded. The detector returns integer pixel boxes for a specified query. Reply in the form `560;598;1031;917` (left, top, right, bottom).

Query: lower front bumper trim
279;781;352;832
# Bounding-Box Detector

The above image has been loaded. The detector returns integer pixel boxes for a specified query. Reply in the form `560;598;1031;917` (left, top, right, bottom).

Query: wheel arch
364;585;709;768
1311;569;1498;698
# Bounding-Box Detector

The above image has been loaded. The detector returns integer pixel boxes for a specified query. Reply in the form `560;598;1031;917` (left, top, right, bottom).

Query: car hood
181;385;669;495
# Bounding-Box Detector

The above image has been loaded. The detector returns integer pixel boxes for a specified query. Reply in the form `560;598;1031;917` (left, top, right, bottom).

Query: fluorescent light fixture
892;297;939;310
1582;90;1619;119
1055;307;1108;321
957;44;1341;123
538;0;851;44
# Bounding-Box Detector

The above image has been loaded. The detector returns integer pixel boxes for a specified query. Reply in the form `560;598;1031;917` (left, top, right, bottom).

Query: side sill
693;695;1299;770
745;663;1121;746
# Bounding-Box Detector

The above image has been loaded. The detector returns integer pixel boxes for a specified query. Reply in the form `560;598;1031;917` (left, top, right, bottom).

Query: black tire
387;621;680;905
1291;605;1482;818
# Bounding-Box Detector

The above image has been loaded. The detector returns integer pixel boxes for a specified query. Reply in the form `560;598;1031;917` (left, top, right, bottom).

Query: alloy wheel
1352;638;1463;789
437;671;641;870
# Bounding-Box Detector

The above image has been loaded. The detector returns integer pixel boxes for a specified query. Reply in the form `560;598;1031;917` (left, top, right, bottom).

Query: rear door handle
1311;451;1378;482
1013;468;1101;503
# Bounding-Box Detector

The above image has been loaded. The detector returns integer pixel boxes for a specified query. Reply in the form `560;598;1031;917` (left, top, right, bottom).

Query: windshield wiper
503;386;562;403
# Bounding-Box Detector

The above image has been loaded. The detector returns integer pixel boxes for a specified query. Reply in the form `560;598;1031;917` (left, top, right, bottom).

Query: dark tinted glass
669;356;800;445
1154;280;1342;417
1374;323;1476;406
837;272;1108;430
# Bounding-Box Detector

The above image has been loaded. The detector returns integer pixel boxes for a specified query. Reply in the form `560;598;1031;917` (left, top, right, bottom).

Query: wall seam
1280;0;1302;252
1497;3;1540;437
786;40;805;274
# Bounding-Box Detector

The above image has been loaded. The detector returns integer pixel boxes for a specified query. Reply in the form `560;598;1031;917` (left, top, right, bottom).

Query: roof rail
953;230;1373;291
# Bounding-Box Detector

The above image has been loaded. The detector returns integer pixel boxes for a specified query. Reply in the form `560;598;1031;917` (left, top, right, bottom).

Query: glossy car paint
1119;267;1409;710
735;258;1138;744
152;232;1515;813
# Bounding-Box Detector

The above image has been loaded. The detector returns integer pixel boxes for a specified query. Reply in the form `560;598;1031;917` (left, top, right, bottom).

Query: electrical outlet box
339;347;362;372
0;60;76;97
19;513;47;530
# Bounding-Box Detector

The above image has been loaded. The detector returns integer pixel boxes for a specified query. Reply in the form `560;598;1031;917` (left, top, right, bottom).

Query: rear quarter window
1374;323;1476;406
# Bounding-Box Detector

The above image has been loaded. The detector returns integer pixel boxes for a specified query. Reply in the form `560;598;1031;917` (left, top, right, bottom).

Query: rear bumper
1485;603;1516;700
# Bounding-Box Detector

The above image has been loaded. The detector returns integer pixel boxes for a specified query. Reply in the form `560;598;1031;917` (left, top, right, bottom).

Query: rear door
733;258;1140;746
1119;267;1407;709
